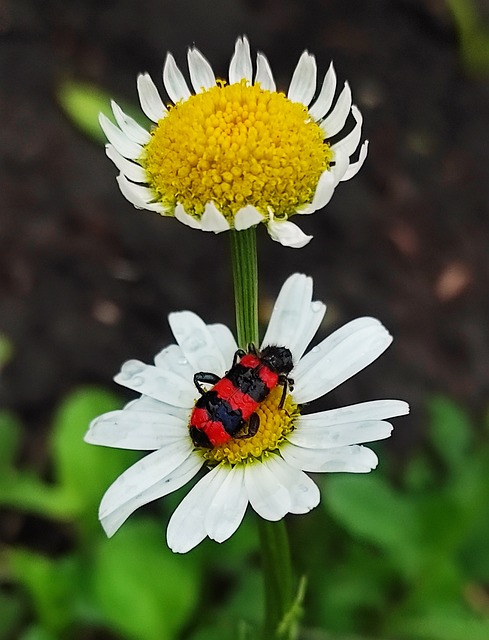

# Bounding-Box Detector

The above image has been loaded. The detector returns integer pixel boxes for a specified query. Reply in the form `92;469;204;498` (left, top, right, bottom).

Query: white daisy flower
100;36;368;249
85;274;408;553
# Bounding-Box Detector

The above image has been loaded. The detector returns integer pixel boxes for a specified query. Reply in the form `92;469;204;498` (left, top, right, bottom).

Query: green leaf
324;474;421;576
393;604;489;640
0;411;21;471
57;80;150;145
428;396;473;472
92;518;201;640
10;550;78;635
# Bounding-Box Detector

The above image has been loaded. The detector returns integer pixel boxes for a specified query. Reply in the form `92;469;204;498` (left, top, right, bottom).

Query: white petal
281;441;379;473
200;202;230;233
244;458;291;521
99;440;192;523
309;62;337;121
99;113;142;160
114;359;196;408
297;168;336;215
264;455;320;514
204;465;248;542
86;410;187;450
255;52;276;91
234;205;263;230
187;47;216;92
102;451;202;537
137;73;167;123
154;343;194;382
207;323;239;366
330;148;350;184
111;100;151;145
168;311;228;375
320;82;352;138
167;463;228;553
331;105;363;159
299;400;410;426
174;203;202;229
261;273;326;363
229;36;252;84
288;419;393;448
287;51;317;106
293;318;393;404
105;145;146;183
125;394;190;420
267;218;312;248
116;174;167;214
340;140;369;182
163;52;192;104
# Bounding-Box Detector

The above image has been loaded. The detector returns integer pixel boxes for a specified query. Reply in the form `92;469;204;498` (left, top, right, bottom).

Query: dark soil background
1;0;489;465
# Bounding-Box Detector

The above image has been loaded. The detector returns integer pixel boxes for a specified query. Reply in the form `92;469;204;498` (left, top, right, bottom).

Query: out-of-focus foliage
446;0;489;75
1;391;489;639
58;81;150;145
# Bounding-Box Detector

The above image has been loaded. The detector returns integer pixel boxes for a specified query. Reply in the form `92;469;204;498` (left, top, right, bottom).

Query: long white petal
111;100;151;145
167;464;228;553
293;318;393;404
114;359;196;407
168;311;228;376
340;140;369;182
265;455;320;514
86;410;187;450
331;105;363;159
300;400;409;426
116;174;167;213
267;218;312;248
204;465;248;542
207;323;239;366
281;441;379;473
255;52;276;91
320;82;352;138
297;168;336;215
105;145;146;183
187;47;216;92
125;394;190;420
201;202;230;233
309;62;336;121
288;419;393;448
163;52;192;103
137;73;167;123
234;205;263;230
287;51;317;106
261;273;325;363
101;451;202;537
99;441;193;523
244;458;291;521
99;113;142;160
174;203;202;229
229;36;252;84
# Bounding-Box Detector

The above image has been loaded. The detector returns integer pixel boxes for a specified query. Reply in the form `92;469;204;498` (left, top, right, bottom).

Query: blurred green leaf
0;411;21;470
324;474;421;575
10;550;78;636
428;396;473;471
92;518;201;640
446;0;489;76
393;604;489;640
58;80;150;144
0;333;13;368
0;589;23;638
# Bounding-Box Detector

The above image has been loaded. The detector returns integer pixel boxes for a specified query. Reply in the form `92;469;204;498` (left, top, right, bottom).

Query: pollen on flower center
202;385;300;466
142;80;332;220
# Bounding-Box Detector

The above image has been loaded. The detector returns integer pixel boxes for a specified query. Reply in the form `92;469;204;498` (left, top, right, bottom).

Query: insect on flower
190;344;294;448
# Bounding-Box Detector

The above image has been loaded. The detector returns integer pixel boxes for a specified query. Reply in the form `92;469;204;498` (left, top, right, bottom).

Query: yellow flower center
143;80;332;221
202;385;300;466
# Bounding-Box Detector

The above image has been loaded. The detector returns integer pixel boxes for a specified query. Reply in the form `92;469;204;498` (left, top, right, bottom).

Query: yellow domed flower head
100;37;368;248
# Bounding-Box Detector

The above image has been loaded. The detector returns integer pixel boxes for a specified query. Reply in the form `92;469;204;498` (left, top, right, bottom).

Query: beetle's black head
260;345;294;375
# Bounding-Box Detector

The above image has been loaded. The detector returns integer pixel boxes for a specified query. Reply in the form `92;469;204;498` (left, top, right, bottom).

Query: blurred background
1;0;489;638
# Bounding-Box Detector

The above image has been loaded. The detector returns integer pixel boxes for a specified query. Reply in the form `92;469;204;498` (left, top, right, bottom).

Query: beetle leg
232;348;246;368
278;376;294;409
193;371;220;395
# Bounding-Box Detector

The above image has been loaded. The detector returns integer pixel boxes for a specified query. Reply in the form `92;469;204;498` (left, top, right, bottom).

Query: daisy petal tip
267;219;313;248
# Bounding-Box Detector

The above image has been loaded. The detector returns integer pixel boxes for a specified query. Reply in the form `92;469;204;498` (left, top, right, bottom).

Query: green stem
230;228;259;347
229;228;296;639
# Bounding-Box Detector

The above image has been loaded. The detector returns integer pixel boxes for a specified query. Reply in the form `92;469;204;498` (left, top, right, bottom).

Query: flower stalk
229;228;296;639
